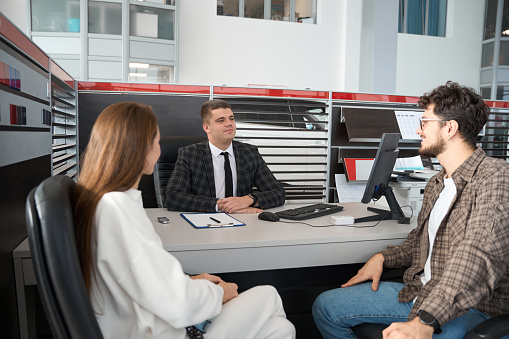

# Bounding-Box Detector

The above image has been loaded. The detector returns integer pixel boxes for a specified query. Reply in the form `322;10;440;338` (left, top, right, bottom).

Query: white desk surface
146;202;416;274
14;202;416;274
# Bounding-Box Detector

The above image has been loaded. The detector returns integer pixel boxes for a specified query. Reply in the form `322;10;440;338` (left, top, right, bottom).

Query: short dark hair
418;81;489;148
201;99;232;123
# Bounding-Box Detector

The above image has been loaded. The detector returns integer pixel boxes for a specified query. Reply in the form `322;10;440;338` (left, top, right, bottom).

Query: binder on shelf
180;212;246;229
343;158;374;181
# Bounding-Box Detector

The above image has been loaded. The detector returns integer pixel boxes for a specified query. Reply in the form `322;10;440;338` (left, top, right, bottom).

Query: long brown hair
74;102;158;294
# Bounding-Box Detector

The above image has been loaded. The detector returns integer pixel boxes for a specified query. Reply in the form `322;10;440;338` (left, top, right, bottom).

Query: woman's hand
218;281;239;303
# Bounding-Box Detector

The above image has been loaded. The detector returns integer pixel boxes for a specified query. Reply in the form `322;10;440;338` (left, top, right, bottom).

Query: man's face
417;104;448;158
203;107;236;146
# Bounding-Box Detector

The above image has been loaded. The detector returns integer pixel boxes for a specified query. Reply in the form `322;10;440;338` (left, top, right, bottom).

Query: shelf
53;162;77;176
51;77;76;98
65;171;77;178
52;143;76;151
0;82;50;106
52;134;76;138
52;122;75;128
52;96;75;108
53;153;75;165
50;65;78;179
53;109;75;118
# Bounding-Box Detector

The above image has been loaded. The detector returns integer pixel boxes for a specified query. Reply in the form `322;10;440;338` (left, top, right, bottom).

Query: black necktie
221;152;233;197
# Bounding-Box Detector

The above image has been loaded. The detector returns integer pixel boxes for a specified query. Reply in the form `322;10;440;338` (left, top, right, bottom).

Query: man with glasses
313;82;509;338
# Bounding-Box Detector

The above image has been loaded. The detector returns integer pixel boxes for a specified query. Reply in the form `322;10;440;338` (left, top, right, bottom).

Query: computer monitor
355;133;407;224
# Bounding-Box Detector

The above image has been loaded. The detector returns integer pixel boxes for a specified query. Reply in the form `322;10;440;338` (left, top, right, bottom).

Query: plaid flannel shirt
380;147;509;327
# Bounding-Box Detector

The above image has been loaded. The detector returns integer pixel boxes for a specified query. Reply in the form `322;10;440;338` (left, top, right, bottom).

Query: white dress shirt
209;141;237;199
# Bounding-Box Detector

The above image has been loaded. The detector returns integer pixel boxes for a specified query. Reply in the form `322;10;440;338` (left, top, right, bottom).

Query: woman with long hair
74;102;295;339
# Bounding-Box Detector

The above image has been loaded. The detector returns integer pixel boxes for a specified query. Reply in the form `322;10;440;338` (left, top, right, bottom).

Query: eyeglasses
419;118;450;129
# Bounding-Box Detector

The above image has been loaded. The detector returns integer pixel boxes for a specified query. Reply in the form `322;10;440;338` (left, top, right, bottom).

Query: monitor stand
354;186;407;224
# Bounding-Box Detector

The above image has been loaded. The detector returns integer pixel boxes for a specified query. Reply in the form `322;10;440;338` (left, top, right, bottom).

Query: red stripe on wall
332;92;419;104
213;86;330;99
77;82;210;94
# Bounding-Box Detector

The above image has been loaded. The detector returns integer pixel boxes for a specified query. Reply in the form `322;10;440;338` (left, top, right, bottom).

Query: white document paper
180;212;245;228
394;111;423;139
394;155;424;170
335;174;366;202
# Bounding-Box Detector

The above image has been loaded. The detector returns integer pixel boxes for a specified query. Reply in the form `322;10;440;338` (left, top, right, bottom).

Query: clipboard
180;212;246;229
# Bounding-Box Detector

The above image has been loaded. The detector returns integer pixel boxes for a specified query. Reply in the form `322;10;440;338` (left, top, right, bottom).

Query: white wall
0;0;485;96
178;0;344;91
395;0;484;96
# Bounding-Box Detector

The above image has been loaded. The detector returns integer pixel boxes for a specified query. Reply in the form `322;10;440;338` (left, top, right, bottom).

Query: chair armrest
464;314;509;339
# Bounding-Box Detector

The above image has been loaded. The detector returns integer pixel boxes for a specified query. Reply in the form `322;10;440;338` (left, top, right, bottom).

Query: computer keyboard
275;203;344;221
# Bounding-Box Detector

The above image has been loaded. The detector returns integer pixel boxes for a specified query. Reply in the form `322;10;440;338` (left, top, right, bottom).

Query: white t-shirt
91;189;223;339
421;177;457;286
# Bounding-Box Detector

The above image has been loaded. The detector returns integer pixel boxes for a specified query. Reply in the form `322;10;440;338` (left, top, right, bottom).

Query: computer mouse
258;211;280;222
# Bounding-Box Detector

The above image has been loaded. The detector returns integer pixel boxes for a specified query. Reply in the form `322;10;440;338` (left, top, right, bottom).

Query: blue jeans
312;282;492;339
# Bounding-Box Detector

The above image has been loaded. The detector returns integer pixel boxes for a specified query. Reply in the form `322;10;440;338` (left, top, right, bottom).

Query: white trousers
205;285;296;339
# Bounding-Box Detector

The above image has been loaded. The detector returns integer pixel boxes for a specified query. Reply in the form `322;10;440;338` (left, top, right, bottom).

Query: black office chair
153;135;206;207
25;175;103;339
464;314;509;339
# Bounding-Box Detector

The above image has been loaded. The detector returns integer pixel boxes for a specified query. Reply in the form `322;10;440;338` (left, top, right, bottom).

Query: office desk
13;202;416;339
146;202;416;274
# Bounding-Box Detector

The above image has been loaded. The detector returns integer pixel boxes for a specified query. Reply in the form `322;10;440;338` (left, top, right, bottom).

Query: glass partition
130;5;175;40
245;0;264;19
31;0;80;32
218;0;240;16
484;0;498;39
481;87;492;99
502;0;509;37
271;0;290;21
88;1;122;35
482;42;495;67
499;40;509;65
134;0;175;5
296;0;315;23
128;63;174;83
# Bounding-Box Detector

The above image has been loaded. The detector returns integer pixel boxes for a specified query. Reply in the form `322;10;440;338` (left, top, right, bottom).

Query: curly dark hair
418;81;489;148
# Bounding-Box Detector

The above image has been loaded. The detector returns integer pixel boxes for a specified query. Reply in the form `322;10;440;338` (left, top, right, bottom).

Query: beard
419;133;447;157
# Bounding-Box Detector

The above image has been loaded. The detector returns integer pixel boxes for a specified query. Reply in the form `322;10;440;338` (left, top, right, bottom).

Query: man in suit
164;99;285;213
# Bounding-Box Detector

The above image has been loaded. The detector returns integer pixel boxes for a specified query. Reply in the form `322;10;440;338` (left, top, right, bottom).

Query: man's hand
190;273;224;284
218;281;239;303
217;196;255;213
341;253;385;291
382;317;434;339
231;207;263;213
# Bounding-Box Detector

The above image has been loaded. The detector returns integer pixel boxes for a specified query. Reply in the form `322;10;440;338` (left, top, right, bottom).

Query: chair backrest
153;135;206;208
25;175;103;339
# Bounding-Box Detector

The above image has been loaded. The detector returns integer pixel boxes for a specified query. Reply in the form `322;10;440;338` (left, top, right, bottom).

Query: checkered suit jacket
164;140;285;212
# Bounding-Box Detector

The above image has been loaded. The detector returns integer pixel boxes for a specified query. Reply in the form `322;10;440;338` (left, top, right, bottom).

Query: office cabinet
50;60;77;177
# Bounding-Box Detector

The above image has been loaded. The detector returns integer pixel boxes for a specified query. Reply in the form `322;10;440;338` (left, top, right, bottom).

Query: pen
207;223;234;227
210;217;221;223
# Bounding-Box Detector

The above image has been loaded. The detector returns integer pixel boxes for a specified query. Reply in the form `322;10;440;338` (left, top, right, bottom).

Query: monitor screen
356;133;407;224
